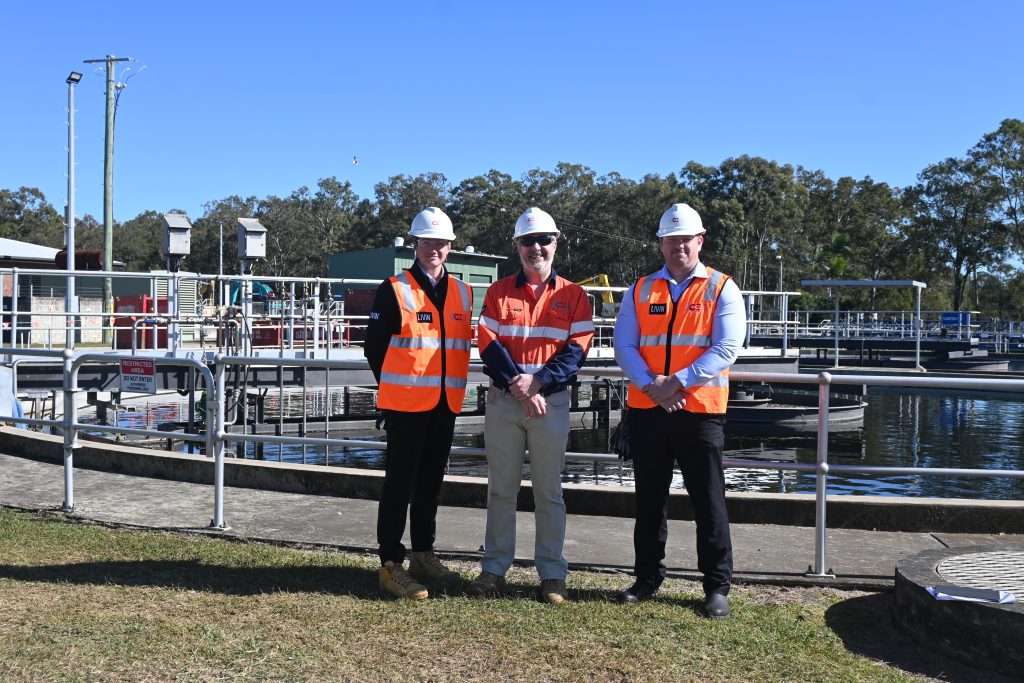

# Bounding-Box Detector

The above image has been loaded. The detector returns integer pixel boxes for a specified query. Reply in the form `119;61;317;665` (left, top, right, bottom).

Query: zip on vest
660;271;723;376
409;269;449;402
663;278;698;375
438;278;447;399
664;294;679;375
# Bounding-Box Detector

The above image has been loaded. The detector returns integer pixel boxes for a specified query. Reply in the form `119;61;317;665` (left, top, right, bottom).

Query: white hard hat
657;203;705;238
409;207;456;241
513;207;560;240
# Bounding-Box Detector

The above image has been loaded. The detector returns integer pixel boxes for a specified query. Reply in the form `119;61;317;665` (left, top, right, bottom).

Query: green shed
328;242;505;317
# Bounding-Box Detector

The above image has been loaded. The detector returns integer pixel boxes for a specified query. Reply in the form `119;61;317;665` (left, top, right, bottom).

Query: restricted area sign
120;357;157;394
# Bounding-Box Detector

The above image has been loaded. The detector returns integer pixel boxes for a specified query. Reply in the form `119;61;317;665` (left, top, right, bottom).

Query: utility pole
83;54;132;343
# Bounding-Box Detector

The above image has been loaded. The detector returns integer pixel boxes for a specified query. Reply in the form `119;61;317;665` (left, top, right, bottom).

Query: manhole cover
937;551;1024;596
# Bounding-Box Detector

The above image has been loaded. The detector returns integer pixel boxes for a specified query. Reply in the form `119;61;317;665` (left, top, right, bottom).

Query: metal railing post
211;356;228;529
10;269;19;353
781;293;789;357
288;282;296;350
61;348;77;511
808;371;835;578
169;272;180;352
313;279;322;353
833;297;840;368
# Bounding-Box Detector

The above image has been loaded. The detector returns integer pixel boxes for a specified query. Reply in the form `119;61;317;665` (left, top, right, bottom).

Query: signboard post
119;357;156;394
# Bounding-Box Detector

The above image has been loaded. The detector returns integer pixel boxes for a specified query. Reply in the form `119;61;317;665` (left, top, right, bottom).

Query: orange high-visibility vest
626;268;731;413
377;271;473;413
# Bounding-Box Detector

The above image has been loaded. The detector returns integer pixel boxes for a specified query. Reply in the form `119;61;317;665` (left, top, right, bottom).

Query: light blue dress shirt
613;262;746;390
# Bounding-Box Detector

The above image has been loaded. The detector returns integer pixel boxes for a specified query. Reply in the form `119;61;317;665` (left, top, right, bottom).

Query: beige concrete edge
2;427;1022;533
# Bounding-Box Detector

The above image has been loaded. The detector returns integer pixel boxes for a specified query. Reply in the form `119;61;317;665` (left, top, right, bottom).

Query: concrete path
3;451;1022;590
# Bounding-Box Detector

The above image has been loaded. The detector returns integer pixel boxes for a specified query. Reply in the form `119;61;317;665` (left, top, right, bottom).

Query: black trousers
376;405;457;565
630;408;732;596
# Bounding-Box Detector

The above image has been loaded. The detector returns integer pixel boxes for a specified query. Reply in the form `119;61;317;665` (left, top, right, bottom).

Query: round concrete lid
937;550;1024;596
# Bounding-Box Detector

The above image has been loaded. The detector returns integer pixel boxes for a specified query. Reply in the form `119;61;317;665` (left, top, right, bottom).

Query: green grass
0;507;952;682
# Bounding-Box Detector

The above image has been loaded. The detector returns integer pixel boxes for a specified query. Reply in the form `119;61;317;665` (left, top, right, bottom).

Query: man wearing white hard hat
469;207;594;604
612;203;745;619
364;207;474;599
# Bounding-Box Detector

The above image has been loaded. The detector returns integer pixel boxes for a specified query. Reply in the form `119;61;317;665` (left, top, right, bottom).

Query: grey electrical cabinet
236;218;267;260
162;214;192;258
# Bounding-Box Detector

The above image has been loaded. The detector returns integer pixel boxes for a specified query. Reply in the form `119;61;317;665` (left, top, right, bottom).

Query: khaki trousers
481;386;571;580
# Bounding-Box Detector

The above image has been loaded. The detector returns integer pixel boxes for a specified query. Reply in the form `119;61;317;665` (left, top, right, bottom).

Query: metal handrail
57;353;222;526
2;346;1023;579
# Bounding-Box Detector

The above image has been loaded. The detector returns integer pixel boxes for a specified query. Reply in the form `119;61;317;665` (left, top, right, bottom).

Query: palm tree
812;232;854;299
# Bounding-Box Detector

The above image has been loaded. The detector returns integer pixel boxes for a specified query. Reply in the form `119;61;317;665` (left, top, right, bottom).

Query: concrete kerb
3;427;1023;535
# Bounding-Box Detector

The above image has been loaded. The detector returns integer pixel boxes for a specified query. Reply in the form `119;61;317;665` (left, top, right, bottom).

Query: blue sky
2;0;1022;224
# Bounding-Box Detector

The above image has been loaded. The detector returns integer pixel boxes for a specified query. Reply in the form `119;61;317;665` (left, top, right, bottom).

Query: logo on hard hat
672;217;680;223
431;220;439;225
527;217;535;222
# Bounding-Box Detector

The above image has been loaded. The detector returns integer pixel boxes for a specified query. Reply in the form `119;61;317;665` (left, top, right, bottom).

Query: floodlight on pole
65;70;81;350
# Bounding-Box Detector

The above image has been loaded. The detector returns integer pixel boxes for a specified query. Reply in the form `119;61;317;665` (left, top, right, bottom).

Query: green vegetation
3;118;1024;316
0;507;958;682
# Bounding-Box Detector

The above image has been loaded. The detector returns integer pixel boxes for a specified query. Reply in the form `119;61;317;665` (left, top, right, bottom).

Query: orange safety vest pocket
541;305;571;326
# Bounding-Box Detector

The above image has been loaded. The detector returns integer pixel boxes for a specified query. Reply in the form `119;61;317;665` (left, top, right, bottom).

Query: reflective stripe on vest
377;272;473;413
627;268;731;413
379;372;469;389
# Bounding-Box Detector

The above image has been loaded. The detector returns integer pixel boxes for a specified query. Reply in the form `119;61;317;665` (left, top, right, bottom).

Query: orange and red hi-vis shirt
477;269;594;393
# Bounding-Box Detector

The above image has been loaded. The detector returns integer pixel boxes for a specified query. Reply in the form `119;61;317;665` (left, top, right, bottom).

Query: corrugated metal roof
0;238;60;261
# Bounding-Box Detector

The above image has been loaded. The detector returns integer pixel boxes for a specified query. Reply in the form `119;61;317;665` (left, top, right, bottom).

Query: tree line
3;119;1022;318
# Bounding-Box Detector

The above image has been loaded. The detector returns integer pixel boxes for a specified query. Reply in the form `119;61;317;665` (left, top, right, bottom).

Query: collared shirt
364;260;448;383
613;262;745;390
477;267;594;394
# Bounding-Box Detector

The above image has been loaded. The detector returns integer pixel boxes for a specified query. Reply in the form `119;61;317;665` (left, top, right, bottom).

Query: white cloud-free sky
3;0;1021;223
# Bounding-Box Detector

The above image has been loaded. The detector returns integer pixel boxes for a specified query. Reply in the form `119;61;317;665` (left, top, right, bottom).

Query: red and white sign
120;357;157;394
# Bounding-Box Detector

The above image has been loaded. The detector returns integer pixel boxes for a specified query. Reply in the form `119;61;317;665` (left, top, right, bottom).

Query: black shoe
702;593;730;619
616;578;660;604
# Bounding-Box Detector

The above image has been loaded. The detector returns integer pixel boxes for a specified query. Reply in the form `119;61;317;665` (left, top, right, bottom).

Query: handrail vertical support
781;293;789;357
807;371;835;578
61;348;77;511
833;296;840;368
210;356;229;530
10;268;20;353
313;279;322;354
915;285;924;371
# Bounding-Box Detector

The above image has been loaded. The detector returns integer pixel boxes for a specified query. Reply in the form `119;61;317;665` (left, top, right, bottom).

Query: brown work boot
408;551;461;586
378;561;428;600
467;570;506;597
540;578;568;605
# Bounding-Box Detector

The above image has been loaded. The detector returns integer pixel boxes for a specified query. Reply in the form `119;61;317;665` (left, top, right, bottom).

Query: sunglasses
517;235;556;247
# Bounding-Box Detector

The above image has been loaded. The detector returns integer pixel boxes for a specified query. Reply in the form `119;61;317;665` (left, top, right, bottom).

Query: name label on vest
649;303;667;315
417;312;434;323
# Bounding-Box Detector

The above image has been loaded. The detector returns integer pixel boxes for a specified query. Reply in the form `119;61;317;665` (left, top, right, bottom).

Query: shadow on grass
0;561;666;605
824;592;1020;683
459;586;706;610
0;560;387;598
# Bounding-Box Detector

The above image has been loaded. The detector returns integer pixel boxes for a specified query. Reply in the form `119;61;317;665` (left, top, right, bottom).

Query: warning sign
120;357;157;394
